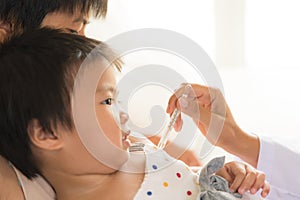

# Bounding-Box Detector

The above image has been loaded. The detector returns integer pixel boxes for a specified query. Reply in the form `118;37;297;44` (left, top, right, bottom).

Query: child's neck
44;168;144;200
43;152;146;200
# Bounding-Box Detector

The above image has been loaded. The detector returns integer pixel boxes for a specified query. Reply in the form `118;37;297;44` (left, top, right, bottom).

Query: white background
86;0;300;160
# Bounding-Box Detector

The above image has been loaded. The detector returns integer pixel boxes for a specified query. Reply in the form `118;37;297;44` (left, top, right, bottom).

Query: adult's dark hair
0;28;121;179
0;0;108;33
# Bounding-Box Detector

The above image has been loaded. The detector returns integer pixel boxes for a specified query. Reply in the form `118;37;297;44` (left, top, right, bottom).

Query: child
0;1;108;198
0;1;202;198
0;28;269;200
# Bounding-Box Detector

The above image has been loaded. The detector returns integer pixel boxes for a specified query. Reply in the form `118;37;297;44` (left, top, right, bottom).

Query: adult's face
41;10;90;36
0;9;90;43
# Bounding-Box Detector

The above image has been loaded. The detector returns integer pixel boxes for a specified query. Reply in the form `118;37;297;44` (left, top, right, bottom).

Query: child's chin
117;151;130;168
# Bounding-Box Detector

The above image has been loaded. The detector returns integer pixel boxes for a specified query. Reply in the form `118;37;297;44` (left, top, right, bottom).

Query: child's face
94;66;131;151
55;65;130;175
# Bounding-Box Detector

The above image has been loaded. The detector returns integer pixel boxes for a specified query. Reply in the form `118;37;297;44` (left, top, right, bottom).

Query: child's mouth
122;130;131;140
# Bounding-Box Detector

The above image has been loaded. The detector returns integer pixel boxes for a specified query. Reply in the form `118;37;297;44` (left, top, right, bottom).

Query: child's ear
27;119;63;150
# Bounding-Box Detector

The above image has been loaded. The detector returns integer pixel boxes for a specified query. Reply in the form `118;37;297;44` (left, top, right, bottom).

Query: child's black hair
0;28;121;179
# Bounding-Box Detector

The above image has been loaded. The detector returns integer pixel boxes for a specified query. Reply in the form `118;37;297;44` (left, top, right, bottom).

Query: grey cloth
199;156;243;200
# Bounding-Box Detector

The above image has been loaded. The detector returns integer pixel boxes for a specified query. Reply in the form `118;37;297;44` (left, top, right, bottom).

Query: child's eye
101;98;114;105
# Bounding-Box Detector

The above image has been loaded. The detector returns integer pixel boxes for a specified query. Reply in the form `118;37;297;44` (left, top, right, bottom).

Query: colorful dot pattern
163;182;169;187
143;166;198;198
134;144;200;199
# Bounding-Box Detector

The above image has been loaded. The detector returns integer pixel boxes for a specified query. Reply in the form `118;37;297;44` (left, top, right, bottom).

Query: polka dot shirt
134;144;200;199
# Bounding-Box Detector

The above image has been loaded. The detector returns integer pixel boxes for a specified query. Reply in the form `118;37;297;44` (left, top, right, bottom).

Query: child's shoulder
0;156;25;200
0;155;55;200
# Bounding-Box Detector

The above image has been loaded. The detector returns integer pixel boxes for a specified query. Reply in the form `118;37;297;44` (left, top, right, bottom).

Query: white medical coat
257;137;300;199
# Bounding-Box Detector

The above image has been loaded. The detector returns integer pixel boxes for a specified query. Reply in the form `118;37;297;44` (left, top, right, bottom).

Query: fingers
166;91;178;114
173;113;183;131
229;164;247;193
249;172;265;194
216;167;233;183
237;166;257;194
178;96;201;121
249;172;270;198
167;84;188;114
167;84;210;114
241;169;270;197
166;84;227;139
222;162;270;198
261;181;270;198
170;93;202;132
167;84;221;125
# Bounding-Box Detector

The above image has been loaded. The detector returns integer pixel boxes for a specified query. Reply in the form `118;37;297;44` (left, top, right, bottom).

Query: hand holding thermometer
157;84;192;149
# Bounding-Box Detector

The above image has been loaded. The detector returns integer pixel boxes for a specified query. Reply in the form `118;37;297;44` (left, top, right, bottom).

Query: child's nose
119;112;129;125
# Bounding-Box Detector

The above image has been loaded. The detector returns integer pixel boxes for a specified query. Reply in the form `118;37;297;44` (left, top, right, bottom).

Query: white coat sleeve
257;137;300;200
